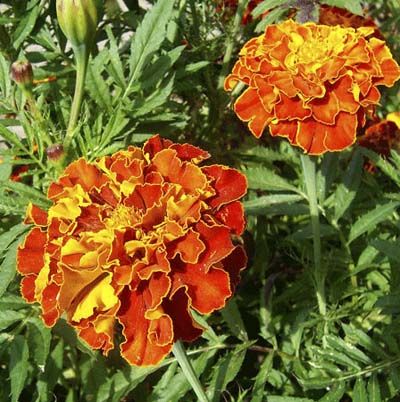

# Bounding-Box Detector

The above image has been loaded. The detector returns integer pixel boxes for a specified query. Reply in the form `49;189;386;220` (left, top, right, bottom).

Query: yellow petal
72;274;118;322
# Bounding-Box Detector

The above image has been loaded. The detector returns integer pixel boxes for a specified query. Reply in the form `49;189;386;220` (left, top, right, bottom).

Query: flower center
104;204;136;230
285;28;347;73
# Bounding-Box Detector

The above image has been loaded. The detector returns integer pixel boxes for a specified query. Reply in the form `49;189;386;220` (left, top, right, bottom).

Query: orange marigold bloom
225;20;400;154
359;113;400;171
318;5;382;39
17;135;247;366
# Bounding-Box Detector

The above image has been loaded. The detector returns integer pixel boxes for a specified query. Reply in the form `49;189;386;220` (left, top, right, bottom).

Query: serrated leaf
371;239;400;263
333;149;363;221
132;75;175;117
318;381;346;401
266;397;315;402
353;378;367;402
0;53;11;98
367;374;382;402
2;181;50;208
27;317;51;367
0;310;25;331
139;45;185;91
342;324;389;360
321;0;363;15
157;349;218;402
149;362;178;401
13;0;43;49
0;238;24;298
326;335;372;365
126;0;176;95
87;54;112;110
36;339;64;402
10;335;29;402
252;0;286;17
255;7;287;32
244;194;304;215
0;124;27;150
207;345;247;402
105;26;126;88
220;299;248;341
250;352;274;402
245;167;301;194
348;202;399;244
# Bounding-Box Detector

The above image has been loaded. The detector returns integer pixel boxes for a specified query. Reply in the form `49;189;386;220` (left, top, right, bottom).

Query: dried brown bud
46;144;65;162
11;60;33;88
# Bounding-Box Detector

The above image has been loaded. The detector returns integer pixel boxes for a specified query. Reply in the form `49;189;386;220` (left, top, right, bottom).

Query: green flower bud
56;0;98;48
11;60;33;89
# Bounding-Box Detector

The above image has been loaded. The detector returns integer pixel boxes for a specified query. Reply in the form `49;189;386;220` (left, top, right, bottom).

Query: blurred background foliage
1;0;400;401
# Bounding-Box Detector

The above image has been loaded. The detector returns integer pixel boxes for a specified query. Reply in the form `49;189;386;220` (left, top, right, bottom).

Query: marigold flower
318;5;382;39
359;114;400;171
17;135;247;366
225;20;400;154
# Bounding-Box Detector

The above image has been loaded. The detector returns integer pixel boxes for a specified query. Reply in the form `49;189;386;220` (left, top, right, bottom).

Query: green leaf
0;124;27;151
10;335;29;402
0;238;24;298
0;53;11;98
105;26;126;88
252;0;287;17
244;194;304;215
318;381;346;401
266;397;315;402
13;0;43;49
27;317;51;367
318;152;339;203
333;149;363;221
132;75;175;117
149;362;179;401
342;324;389;360
371;239;400;263
87;53;112;110
0;310;25;331
250;352;274;402
321;0;363;15
139;45;185;91
157;349;218;402
36;339;64;402
348;202;399;244
353;378;367;402
367;374;382;402
98;365;159;402
220;299;248;341
207;346;247;402
255;7;287;32
126;0;176;94
1;181;50;209
245;167;301;194
325;335;372;365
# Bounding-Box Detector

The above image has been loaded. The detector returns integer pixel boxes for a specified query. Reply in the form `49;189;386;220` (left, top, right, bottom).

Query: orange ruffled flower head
225;20;400;154
17;135;247;366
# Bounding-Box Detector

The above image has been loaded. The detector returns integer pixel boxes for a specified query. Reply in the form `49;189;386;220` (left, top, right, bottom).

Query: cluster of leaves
1;0;400;401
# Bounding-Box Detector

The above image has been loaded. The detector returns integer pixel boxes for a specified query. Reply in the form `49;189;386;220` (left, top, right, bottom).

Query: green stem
217;0;248;90
172;341;210;402
63;45;89;152
300;154;326;316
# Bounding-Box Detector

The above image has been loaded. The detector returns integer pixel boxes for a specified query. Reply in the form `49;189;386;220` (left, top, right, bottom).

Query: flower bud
56;0;98;48
46;144;65;162
11;60;33;89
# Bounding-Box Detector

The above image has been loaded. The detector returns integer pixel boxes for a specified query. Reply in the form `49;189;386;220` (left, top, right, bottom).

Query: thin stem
300;154;326;316
172;341;210;402
63;45;89;152
217;0;248;90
